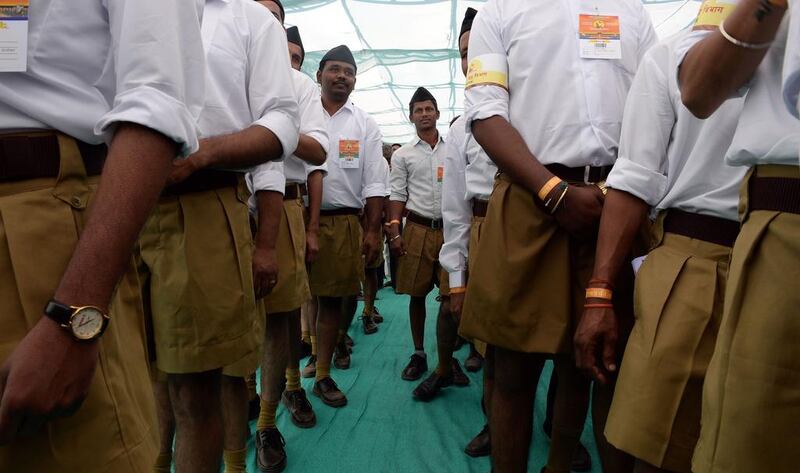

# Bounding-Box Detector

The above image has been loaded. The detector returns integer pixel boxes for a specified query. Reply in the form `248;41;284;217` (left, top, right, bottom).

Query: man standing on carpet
307;44;385;409
388;87;465;385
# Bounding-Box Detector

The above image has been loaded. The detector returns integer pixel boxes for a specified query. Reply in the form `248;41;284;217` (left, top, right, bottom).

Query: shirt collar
412;131;444;150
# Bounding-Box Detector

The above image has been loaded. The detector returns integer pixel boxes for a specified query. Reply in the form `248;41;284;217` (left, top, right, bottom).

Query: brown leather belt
406;211;443;230
750;177;800;215
320;207;361;217
284;183;302;200
162;168;239;197
664;209;740;248
471;199;488;218
0;133;106;182
545;163;612;184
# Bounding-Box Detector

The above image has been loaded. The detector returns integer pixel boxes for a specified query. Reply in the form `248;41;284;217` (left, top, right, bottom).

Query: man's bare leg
491;347;544;473
409;296;427;351
153;377;175;472
593;381;634;473
169;370;224;473
220;375;249;473
543;357;591;473
313;296;348;406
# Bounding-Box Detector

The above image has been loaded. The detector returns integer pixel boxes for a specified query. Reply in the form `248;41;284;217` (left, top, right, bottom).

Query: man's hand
553;185;604;240
574;307;618;385
0;317;99;444
166;156;200;185
389;234;406;258
305;229;320;264
362;230;381;266
252;246;279;299
450;291;466;323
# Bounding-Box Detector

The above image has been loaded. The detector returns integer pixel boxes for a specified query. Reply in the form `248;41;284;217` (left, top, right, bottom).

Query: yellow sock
222;447;247;473
153;451;172;473
302;331;311;344
257;399;279;431
316;361;331;381
310;335;318;356
285;367;301;392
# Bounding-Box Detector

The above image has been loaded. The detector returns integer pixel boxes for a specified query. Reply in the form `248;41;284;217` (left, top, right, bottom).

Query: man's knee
169;370;222;420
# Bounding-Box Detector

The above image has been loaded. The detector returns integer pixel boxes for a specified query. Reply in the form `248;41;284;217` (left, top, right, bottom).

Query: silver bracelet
719;19;773;50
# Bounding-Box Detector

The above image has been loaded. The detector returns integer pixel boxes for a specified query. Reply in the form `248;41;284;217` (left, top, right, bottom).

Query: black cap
286;26;304;65
319;45;357;72
459;8;477;40
409;87;438;112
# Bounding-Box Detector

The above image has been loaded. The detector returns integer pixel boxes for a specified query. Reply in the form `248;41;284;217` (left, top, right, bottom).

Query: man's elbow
680;84;717;119
310;143;327;165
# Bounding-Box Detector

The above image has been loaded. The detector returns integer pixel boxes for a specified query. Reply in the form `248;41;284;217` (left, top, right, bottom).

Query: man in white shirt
574;28;746;473
140;1;298;472
459;1;656;471
670;1;799;472
0;1;206;472
307;45;385;408
387;87;458;384
245;15;328;473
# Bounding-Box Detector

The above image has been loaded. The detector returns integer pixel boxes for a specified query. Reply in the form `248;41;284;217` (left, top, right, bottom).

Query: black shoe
372;307;384;323
412;371;453;401
302;355;316;378
255;428;287;473
465;424;491;457
361;313;378;335
451;358;470;387
281;389;316;428
299;339;312;359
464;350;484;372
571;441;592;472
334;344;351;369
312;377;348;407
401;354;428;381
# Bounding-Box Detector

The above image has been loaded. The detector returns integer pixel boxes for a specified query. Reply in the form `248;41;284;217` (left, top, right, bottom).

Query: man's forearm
364;197;383;235
591;190;649;284
255;191;283;250
306;170;323;231
196;125;284;170
680;0;786;118
387;200;406;235
295;135;327;166
472;116;554;196
54;123;178;309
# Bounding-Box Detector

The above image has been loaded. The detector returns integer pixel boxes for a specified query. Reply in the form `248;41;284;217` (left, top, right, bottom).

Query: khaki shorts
138;179;260;375
262;197;311;313
0;134;157;472
606;213;731;473
396;220;450;297
308;213;364;297
467;215;488;358
693;166;800;473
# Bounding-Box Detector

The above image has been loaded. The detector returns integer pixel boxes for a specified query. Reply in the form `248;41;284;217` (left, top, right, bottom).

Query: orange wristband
388;219;401;226
537;176;562;201
449;287;467;294
586;288;613;300
584;303;614;309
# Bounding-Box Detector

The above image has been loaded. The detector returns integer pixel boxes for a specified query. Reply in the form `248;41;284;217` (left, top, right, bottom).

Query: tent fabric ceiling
284;0;702;143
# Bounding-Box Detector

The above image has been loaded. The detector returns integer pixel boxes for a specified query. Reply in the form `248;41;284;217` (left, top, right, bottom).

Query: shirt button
70;196;83;208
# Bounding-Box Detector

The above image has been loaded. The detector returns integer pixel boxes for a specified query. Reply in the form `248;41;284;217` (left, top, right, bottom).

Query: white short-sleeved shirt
677;11;800;167
321;101;386;210
440;115;498;288
389;134;446;219
464;0;657;168
607;33;747;222
0;0;207;156
783;2;800;119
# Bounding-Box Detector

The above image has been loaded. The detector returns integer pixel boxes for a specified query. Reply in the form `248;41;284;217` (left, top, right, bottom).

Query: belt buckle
431;219;442;230
583;165;592;184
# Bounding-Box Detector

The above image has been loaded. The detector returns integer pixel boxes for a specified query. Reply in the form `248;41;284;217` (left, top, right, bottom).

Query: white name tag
0;1;29;72
579;13;622;60
338;139;360;169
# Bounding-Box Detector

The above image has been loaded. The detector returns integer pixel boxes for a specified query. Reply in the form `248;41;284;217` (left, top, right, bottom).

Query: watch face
70;307;105;340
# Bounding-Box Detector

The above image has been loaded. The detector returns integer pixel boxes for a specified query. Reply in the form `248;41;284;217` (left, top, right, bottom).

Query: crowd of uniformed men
0;0;798;472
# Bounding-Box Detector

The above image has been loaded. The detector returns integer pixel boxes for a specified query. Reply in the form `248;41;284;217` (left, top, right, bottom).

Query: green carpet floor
235;288;602;473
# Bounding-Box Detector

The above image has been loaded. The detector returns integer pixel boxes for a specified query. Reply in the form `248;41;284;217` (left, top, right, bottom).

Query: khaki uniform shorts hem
395;220;449;297
262;198;311;314
309;214;364;297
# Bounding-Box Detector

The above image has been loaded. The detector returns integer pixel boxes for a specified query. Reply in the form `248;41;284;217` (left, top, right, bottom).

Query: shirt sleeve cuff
449;271;467;288
363;183;386;199
389;192;408;202
254;110;300;161
306;130;330;156
306;161;328;178
249;165;286;194
606;158;667;207
95;85;200;157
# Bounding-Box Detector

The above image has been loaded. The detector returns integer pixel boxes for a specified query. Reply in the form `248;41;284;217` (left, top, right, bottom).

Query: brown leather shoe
465;424;490;457
361;313;378;335
255;427;286;473
281;388;316;428
372;307;384;323
452;358;470;387
334;345;351;369
401;353;428;381
312;377;347;407
464;350;484;372
412;371;453;401
301;355;316;378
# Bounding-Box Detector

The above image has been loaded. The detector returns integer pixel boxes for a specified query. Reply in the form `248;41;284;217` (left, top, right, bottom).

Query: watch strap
44;299;73;326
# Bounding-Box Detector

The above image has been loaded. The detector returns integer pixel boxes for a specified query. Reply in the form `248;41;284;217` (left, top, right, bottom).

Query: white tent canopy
284;0;702;143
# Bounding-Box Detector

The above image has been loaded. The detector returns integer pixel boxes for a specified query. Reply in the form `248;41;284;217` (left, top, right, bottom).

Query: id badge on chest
0;1;29;72
579;13;621;60
338;139;360;169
